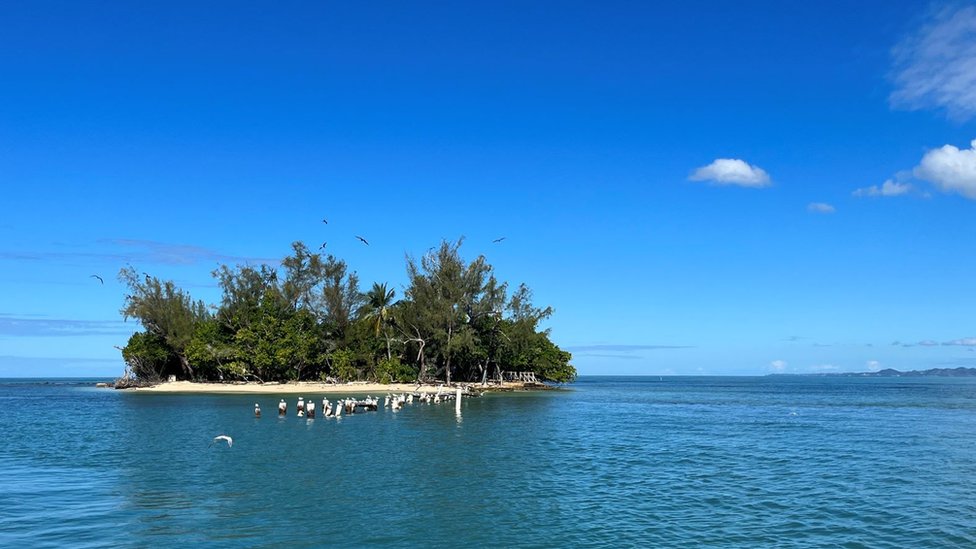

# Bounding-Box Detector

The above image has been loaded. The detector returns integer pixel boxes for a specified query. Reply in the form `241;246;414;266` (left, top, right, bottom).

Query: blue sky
2;1;976;377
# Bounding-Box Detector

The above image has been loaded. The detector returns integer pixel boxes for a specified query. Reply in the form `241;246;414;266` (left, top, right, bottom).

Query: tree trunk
178;354;194;379
416;340;427;381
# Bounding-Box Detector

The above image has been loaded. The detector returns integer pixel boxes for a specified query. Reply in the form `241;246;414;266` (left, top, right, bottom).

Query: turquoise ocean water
1;376;975;547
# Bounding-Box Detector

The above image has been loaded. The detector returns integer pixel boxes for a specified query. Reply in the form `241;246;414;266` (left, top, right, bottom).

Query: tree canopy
118;239;575;385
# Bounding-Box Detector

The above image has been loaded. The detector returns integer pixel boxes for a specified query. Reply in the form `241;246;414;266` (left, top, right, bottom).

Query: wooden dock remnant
502;371;539;383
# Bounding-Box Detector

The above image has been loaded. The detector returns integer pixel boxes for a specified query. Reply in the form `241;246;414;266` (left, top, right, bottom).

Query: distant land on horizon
772;367;976;378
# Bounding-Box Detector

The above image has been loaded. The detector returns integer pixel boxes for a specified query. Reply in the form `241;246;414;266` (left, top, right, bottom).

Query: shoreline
122;380;555;394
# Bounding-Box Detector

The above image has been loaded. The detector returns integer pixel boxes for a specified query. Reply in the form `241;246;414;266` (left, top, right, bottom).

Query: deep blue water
1;376;975;547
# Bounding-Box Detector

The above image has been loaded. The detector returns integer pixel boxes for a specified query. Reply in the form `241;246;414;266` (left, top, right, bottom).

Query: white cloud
689;158;771;187
890;5;976;120
866;360;881;372
852;179;913;197
913;139;976;199
810;364;838;372
918;340;940;346
944;337;976;346
769;359;787;372
807;202;836;214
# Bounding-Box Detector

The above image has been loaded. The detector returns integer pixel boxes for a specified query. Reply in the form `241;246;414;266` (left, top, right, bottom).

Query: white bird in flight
210;435;233;448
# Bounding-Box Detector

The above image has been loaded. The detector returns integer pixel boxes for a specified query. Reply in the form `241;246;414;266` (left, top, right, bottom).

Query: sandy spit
126;380;535;394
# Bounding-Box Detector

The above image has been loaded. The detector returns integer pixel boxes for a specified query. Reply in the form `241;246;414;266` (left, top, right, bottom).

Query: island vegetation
116;239;575;386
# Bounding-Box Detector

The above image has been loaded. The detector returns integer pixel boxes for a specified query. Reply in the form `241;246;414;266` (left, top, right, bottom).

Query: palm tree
362;282;396;360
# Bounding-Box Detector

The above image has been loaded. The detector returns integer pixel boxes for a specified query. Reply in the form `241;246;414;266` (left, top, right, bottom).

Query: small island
115;238;575;390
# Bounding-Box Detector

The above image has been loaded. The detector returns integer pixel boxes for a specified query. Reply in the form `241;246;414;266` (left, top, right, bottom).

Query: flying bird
492;237;506;243
89;274;104;284
355;235;369;246
321;218;328;224
319;242;327;250
210;435;233;448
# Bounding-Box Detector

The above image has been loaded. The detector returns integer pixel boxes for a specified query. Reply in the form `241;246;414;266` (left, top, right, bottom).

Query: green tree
120;331;177;382
404;238;493;384
184;317;235;381
118;238;574;385
375;356;416;383
280;241;326;311
496;283;576;382
212;263;283;333
319;255;362;335
360;282;396;360
330;348;359;382
119;267;210;379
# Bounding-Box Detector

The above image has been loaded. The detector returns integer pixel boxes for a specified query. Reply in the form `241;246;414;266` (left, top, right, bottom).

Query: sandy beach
127;380;539;394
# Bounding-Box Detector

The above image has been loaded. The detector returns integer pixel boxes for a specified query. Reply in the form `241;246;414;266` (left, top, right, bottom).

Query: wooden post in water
278;399;286;416
254;403;261;417
455;387;462;416
307;401;316;418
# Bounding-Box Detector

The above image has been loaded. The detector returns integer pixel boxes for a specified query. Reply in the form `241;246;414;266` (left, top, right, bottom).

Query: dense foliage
118;240;575;384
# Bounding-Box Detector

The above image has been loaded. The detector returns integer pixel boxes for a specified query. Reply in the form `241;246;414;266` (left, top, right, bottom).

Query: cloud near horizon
0;314;133;337
944;337;976;346
571;353;645;361
689;158;771;187
913;139;976;199
564;344;695;352
890;4;976;121
769;359;787;372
